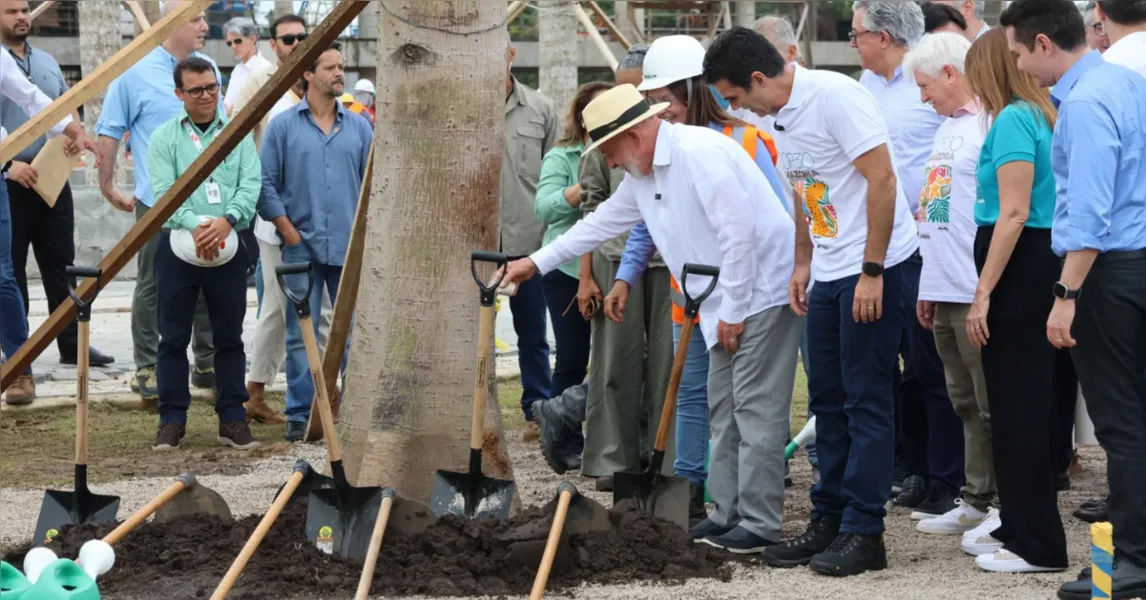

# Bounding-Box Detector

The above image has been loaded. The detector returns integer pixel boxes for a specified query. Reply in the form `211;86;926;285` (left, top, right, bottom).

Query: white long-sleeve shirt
531;120;795;350
0;49;71;143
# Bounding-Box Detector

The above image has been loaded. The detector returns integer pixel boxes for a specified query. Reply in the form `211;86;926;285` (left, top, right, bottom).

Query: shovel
34;266;120;547
613;263;720;529
353;486;437;600
98;473;232;548
429;250;517;520
276;263;383;558
529;482;612;599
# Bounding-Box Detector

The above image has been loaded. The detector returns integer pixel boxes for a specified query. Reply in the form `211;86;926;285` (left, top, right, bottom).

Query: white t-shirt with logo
917;110;986;304
773;67;919;282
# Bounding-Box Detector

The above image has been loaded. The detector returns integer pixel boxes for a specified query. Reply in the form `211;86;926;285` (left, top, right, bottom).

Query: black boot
689;482;707;527
763;515;841;568
809;533;888;577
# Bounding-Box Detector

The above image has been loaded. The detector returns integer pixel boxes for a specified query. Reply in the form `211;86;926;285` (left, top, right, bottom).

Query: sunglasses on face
225;38;244;47
182;83;219;98
276;33;308;45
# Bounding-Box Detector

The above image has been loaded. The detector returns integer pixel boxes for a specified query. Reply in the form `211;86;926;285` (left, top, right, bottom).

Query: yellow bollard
1091;522;1113;600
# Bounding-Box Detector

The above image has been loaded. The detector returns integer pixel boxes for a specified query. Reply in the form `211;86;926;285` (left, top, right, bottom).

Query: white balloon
78;540;115;580
22;547;58;584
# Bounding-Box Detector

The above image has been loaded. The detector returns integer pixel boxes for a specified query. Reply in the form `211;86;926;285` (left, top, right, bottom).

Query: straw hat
582;84;668;152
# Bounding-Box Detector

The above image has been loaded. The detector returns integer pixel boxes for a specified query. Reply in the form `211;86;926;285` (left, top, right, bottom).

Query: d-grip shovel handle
471;250;508;307
66;266;102;322
276;263;315;318
651;264;720;459
468;251;506;461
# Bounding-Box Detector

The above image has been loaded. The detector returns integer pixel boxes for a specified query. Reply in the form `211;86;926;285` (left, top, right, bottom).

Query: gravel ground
1;437;1106;600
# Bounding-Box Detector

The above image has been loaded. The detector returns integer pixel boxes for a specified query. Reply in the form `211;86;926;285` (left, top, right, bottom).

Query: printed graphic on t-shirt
918;164;952;224
793;176;837;238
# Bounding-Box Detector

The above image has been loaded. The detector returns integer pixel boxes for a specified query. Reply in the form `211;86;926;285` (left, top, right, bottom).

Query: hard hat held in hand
637;35;707;92
170;216;238;267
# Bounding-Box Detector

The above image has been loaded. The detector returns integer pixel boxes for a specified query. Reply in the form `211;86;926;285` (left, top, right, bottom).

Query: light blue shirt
859;66;945;215
615;121;789;287
258;97;373;266
95;46;222;207
1049;51;1146;256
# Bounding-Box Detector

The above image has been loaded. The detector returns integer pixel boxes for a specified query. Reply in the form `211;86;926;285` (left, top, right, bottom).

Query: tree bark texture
79;0;123;186
538;0;578;113
339;0;519;512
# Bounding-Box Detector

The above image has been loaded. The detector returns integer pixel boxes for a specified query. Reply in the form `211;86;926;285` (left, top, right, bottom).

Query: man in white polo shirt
499;84;802;555
705;27;917;577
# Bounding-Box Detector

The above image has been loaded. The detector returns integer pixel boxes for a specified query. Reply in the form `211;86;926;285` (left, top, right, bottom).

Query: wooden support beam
0;0;370;391
0;0;212;164
29;0;54;22
124;0;152;29
508;0;527;23
304;147;375;443
585;1;631;50
573;3;618;71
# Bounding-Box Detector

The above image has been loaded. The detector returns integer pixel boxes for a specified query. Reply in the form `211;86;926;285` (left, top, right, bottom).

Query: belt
1093;247;1146;264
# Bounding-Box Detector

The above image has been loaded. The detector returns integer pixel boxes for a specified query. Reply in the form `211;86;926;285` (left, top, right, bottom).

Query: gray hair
853;0;926;47
223;16;258;39
903;31;971;76
617;43;650;71
754;15;801;57
1083;1;1097;25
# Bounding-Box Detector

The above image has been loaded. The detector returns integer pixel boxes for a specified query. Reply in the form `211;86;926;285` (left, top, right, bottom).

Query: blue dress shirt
95;46;222;207
1049;51;1146;256
258;97;373;266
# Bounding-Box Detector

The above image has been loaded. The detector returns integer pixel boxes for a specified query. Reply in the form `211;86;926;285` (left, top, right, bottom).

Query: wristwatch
1053;282;1081;300
861;261;884;277
224;214;238;227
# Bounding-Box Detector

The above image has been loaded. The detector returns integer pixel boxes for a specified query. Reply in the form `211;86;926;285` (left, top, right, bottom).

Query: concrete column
615;1;645;43
358;0;379;38
735;1;756;28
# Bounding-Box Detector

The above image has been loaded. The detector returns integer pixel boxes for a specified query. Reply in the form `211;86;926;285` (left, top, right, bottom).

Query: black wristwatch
224;214;238;227
861;261;884;277
1053;282;1081;300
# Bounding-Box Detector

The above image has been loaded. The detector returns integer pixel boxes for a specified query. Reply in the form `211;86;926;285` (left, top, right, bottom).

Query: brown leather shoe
153;423;186;451
3;374;36;406
244;387;286;425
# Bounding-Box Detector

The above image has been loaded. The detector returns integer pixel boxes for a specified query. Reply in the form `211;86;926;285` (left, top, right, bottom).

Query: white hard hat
170;216;238;267
353;79;375;95
637;35;706;92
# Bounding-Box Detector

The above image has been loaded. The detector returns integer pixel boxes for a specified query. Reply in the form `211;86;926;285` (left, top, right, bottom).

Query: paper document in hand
30;136;73;207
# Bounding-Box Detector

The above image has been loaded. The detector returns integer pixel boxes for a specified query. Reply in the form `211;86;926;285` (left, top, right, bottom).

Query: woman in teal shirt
961;29;1068;574
533;81;612;465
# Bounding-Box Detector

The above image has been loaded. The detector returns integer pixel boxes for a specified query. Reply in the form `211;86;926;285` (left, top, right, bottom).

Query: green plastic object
1;560;31;599
25;559;99;600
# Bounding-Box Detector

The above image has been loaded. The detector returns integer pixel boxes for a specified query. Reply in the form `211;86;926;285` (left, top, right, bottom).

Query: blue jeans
799;319;817;467
807;264;904;535
509;259;550;420
541;271;587;453
0;181;30;373
673;321;709;487
254;255;264;317
280;243;347;424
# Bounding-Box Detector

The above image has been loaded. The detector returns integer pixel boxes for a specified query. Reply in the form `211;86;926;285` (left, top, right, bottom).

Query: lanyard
5;45;32;81
182;120;215;183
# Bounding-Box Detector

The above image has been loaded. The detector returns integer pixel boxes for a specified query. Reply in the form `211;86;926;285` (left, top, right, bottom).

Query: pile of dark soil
4;498;731;599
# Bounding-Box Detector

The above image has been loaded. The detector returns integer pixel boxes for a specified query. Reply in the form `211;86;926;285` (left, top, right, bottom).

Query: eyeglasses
1091;21;1106;35
225;38;244;47
848;29;881;42
276;33;308;45
181;83;219;98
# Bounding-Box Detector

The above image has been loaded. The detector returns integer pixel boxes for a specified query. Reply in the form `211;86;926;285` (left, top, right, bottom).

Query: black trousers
1053;349;1078;475
1071;248;1146;566
5;180;78;353
975;226;1067;569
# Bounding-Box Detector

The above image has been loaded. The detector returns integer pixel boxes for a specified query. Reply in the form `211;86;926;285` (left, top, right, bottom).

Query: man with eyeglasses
1084;2;1112;52
96;0;223;404
147;56;261;451
230;14;308;147
221;16;271;117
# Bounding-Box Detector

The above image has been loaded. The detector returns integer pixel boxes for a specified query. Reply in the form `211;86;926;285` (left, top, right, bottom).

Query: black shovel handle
276;263;315;319
471;251;508;306
66;266;103;322
679;264;720;319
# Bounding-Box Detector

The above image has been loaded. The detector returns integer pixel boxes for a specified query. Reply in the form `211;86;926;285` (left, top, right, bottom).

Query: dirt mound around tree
3;497;731;599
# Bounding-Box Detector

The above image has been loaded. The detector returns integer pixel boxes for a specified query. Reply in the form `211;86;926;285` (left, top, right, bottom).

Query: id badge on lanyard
184;121;222;204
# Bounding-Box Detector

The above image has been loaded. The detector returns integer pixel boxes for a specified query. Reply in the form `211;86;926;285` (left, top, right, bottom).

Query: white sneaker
961;509;1003;556
917;499;988;535
975;549;1065;573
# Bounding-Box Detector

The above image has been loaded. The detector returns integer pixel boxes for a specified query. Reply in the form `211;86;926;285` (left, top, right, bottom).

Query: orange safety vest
667;125;779;324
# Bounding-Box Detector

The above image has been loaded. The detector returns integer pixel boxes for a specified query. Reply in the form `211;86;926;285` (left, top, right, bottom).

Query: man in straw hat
499;83;802;555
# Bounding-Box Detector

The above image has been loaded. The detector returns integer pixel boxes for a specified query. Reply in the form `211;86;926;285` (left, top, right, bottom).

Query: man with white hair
221;16;271;116
853;0;962;520
932;0;990;40
900;32;996;539
1083;1;1111;52
731;15;804;132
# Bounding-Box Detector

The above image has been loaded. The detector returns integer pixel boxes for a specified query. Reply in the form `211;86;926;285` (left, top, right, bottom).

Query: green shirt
535;143;585;278
975;101;1056;228
148;109;261;232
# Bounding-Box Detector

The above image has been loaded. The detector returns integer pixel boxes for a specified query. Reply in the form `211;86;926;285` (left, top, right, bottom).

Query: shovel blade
34;489;120;547
612;471;690;530
306;484;384;558
429;469;515;520
153;483;233;524
387;496;438;537
563;494;614;536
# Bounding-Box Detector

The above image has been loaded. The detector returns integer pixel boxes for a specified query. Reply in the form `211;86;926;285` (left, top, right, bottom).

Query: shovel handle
471;251;508;307
66;266;102;322
74;319;90;465
679;264;720;319
276;263;315;319
470;303;495;454
103;474;195;546
529;486;575;600
354;488;396;600
211;469;306;600
299;315;342;464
